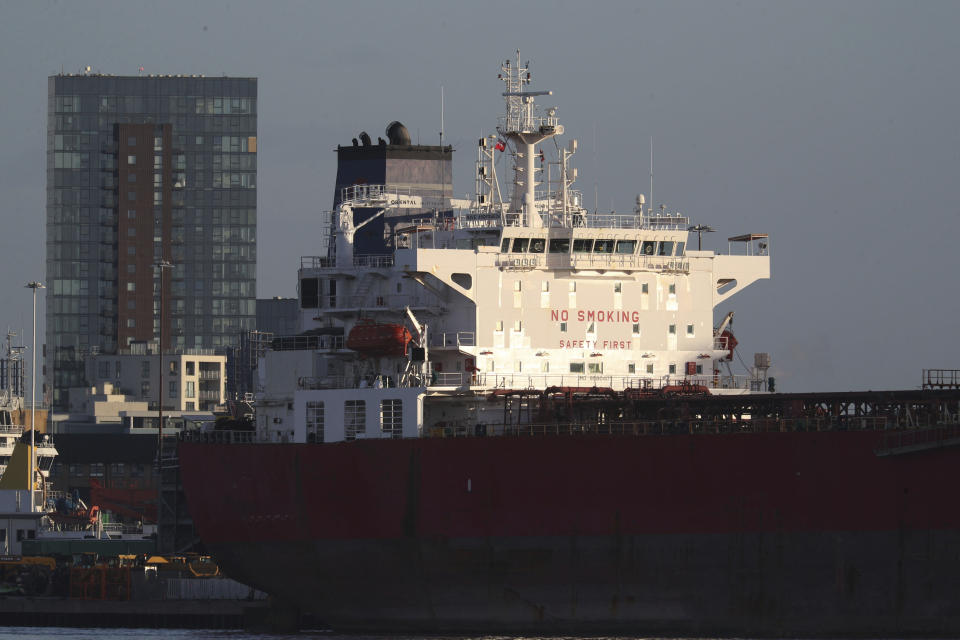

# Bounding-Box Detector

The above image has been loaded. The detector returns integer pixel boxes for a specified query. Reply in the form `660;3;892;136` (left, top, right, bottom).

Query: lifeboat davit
346;320;413;357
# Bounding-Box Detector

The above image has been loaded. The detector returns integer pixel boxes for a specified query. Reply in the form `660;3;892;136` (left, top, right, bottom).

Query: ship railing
498;113;560;135
923;369;960;389
425;416;896;439
270;334;345;352
430;331;475;348
180;429;256;445
301;256;335;269
0;425;24;435
458;373;753;392
339;183;417;206
495;253;690;273
299;254;395;270
322;293;442;310
299;375;410;390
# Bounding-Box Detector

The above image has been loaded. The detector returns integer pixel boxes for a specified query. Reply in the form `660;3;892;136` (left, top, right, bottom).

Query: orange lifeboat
346;320;413;357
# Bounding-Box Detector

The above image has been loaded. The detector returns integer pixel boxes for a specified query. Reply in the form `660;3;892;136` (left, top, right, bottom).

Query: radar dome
386;121;411;146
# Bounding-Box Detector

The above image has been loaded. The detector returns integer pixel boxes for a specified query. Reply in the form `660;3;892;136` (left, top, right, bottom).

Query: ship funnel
359;131;372;146
386;121;411;146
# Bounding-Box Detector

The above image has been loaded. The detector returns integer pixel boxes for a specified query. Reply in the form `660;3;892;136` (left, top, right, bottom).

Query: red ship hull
179;431;960;634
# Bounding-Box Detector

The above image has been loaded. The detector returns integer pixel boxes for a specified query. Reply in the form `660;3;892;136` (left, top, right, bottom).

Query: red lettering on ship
564;309;639;323
550;309;569;322
558;340;632;350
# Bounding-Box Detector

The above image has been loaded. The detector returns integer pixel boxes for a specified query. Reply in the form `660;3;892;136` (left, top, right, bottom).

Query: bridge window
659;241;674;256
593;239;614;253
548;238;570;253
675;242;685;256
572;239;593;253
529;238;545;253
616;240;636;254
500;237;511;252
570;362;585;373
641;241;656;256
512;238;529;252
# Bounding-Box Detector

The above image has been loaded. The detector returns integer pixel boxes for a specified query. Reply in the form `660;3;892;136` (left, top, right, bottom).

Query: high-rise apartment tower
47;72;257;408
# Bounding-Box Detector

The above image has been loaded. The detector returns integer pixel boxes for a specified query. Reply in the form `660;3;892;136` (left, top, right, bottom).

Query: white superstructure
255;56;771;444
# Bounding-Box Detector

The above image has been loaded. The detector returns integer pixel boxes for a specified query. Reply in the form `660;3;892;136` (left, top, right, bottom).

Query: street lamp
687;224;715;251
25;281;44;511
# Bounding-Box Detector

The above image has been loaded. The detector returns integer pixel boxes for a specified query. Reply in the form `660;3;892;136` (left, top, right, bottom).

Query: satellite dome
386;121;411;146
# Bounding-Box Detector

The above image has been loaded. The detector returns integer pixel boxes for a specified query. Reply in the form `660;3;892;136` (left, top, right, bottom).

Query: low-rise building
81;349;226;413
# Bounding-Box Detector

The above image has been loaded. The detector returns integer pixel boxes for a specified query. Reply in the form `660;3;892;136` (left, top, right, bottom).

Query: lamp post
687;224;715;251
25;281;44;511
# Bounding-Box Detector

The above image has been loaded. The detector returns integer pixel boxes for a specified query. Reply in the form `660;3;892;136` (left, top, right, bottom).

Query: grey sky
1;0;958;392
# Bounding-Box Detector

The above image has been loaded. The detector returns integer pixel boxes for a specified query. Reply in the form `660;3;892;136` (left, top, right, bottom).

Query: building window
127;282;135;292
169;381;177;398
141;362;150;378
345;400;366;441
185;402;195;411
98;361;109;378
127;155;136;165
686;324;695;336
130;464;144;478
570;362;585;373
127;191;136;201
110;463;125;476
306;401;324;443
169;361;178;374
669;364;677;374
186;361;195;376
141;382;150;396
185;381;195;398
68;463;82;476
380;399;403;439
127;319;136;328
90;463;104;477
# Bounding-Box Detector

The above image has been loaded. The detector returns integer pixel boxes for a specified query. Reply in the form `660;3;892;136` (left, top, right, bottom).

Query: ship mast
496;51;563;228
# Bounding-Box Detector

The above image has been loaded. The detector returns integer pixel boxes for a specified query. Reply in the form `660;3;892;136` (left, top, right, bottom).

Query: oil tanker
178;56;960;635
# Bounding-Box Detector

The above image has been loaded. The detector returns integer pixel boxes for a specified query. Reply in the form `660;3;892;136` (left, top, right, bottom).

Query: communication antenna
440;86;446;211
649;137;653;215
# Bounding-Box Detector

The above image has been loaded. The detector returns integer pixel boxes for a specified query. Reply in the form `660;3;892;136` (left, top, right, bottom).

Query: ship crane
713;311;739;385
